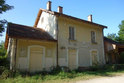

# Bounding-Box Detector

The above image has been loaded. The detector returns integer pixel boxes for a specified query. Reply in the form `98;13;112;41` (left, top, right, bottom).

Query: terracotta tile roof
34;8;107;28
7;23;56;41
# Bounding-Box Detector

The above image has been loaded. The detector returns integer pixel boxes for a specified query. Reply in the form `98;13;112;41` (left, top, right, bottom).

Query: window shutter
93;32;95;42
91;31;96;43
69;27;71;39
91;31;93;42
69;27;75;40
72;27;74;40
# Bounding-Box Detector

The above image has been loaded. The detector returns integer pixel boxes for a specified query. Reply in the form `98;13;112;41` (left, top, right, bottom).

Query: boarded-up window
91;51;98;66
47;49;52;57
91;31;96;43
69;27;75;40
19;47;27;57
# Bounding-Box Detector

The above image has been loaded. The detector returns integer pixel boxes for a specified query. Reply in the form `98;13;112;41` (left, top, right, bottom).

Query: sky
0;0;124;42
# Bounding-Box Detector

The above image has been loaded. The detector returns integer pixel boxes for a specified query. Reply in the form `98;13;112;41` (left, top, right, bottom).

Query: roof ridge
8;22;34;28
37;8;107;28
104;37;124;45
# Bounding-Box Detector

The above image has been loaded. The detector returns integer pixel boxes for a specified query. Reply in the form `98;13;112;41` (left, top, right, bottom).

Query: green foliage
106;20;124;43
0;41;6;56
0;68;10;79
0;42;8;67
0;0;14;35
0;20;7;35
118;20;124;43
0;56;9;67
0;0;13;14
1;65;124;83
107;33;117;41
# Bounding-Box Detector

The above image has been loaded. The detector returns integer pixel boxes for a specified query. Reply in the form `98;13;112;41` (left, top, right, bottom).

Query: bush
0;66;7;75
0;56;9;67
0;42;6;57
50;66;69;75
0;66;13;79
0;69;10;79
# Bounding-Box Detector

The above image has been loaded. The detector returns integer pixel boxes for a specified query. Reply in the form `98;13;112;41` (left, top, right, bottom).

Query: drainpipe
56;17;59;67
102;28;106;64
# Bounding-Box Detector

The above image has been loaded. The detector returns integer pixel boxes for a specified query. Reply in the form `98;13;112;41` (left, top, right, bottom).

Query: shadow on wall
106;49;119;64
119;52;124;64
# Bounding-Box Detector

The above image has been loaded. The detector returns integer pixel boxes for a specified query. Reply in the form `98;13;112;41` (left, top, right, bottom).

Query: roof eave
34;9;42;27
4;33;9;49
8;35;57;42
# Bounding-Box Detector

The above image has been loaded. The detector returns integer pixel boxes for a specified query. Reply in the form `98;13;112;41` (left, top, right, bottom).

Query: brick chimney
58;6;63;13
47;1;52;11
88;14;92;22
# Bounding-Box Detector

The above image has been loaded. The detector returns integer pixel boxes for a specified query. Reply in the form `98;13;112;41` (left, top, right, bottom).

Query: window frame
69;26;76;40
90;49;99;66
91;31;96;43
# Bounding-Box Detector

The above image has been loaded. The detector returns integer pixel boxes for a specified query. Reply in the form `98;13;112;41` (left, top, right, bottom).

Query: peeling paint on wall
58;16;105;67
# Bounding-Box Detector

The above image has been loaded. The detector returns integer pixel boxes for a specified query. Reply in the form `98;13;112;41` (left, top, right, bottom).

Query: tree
0;41;8;67
107;33;117;41
118;20;124;43
106;20;124;43
0;0;13;36
0;41;6;56
106;33;123;43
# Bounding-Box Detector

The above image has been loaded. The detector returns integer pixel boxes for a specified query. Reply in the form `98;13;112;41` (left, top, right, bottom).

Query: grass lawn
1;65;124;83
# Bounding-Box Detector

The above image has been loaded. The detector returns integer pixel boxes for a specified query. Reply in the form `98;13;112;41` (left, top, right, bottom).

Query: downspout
56;17;59;67
14;39;18;71
102;28;106;64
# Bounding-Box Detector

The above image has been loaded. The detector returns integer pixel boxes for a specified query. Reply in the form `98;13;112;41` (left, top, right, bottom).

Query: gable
35;11;57;39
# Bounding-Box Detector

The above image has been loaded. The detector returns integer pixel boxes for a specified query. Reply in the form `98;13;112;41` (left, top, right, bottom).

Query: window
91;50;98;66
47;49;52;57
69;27;75;40
91;31;96;43
19;47;27;57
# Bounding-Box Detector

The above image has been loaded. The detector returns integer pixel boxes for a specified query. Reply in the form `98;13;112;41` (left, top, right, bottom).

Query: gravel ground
76;75;124;83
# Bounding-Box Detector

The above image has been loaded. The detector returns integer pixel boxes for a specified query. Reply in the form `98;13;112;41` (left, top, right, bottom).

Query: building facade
5;1;107;72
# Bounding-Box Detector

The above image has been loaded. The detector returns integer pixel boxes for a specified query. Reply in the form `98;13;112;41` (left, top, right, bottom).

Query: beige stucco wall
57;16;105;67
37;11;57;39
15;39;56;71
